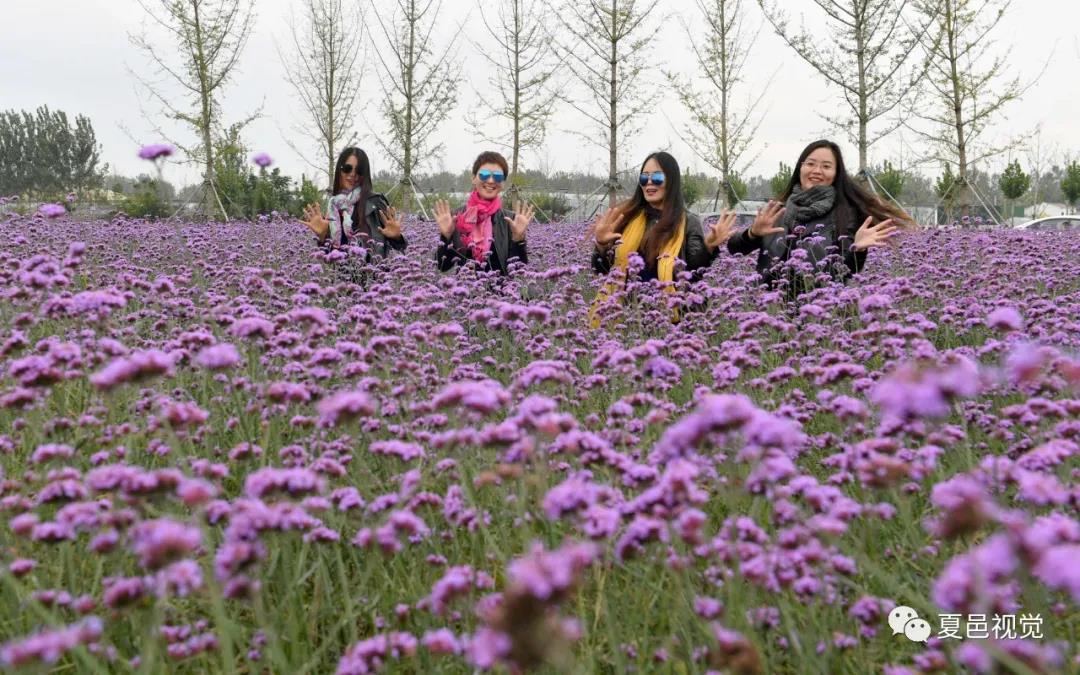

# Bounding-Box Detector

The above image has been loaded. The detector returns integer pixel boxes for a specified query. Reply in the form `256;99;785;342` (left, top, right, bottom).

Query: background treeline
0;106;106;198
4;100;1077;223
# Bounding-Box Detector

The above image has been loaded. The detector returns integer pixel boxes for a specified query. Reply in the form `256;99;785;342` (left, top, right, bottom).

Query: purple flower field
1;210;1078;673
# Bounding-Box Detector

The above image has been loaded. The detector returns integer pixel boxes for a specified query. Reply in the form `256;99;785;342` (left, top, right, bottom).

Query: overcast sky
3;0;1078;189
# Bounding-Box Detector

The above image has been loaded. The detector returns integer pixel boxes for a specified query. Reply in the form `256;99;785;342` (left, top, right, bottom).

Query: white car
1015;216;1078;231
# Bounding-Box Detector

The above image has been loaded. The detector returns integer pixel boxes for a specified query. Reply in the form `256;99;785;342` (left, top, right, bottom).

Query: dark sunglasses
477;169;505;184
338;163;359;175
639;171;665;186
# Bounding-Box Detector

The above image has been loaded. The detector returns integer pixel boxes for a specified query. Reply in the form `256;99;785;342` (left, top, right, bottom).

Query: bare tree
909;0;1024;216
758;0;934;173
667;0;769;208
555;0;658;207
280;0;364;188
368;0;461;212
131;0;257;218
1024;123;1056;216
468;0;559;189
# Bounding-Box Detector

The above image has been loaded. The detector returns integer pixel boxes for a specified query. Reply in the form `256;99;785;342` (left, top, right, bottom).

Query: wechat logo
888;605;932;643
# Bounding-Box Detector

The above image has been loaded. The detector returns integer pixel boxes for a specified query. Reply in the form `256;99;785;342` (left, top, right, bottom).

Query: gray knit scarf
765;184;837;264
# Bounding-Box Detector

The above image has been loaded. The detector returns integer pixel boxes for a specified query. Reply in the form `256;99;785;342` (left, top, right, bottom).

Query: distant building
1024;203;1070;218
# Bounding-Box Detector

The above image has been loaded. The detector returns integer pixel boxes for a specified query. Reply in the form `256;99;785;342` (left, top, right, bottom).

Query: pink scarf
456;191;502;263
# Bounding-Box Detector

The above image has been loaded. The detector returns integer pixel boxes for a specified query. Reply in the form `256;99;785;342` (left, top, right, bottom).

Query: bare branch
130;0;258;218
553;0;658;206
368;0;462;211
278;0;364;187
758;0;936;171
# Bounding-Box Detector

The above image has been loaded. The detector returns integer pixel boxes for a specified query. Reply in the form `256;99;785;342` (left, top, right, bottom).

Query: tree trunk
607;0;618;209
511;0;522;180
856;9;868;174
402;1;416;214
192;0;218;219
944;0;972;218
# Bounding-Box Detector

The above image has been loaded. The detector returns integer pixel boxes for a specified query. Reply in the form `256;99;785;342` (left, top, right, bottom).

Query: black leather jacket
320;193;407;259
436;207;528;275
591;208;717;280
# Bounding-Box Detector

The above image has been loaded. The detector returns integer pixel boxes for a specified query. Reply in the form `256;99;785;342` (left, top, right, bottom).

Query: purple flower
986;306;1023;331
421;628;461;655
129;519;202;570
431;380;510;415
506;540;598;601
38;203;66;218
317;390;377;426
427;565;477;615
465;628;511;669
336;632;417;674
90;350;174;391
251;152;273;168
8;559;36;577
244;467;326;500
195;343;241;370
138;143;175;160
0;617;103;668
694;595;724;619
1033;544;1080;602
156;559;204;597
30;443;75;465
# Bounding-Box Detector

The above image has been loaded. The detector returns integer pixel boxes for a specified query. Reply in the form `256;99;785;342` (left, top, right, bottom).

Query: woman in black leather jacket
590;151;730;282
726;140;908;289
301;147;407;259
434;151;534;276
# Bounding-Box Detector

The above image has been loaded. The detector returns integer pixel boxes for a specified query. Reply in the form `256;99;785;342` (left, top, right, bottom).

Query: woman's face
641;157;666;207
339;154;360;191
799;147;838;191
472;162;506;200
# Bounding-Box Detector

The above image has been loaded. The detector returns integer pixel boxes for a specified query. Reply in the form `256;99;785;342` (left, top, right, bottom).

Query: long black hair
780;140;912;236
614;151;687;267
332;147;372;207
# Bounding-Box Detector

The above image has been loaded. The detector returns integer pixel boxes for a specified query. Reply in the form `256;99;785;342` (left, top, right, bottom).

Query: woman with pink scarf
435;151;533;275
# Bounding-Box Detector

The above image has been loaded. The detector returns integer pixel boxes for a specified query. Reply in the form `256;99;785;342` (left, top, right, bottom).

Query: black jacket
320;193;408;259
436;207;527;275
726;209;866;284
591;209;717;280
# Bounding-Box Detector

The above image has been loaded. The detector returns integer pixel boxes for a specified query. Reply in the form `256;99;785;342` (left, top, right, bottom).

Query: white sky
2;0;1078;188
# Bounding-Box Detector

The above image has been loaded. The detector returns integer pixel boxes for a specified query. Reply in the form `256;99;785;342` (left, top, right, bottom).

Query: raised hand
377;205;403;240
852;217;899;251
748;200;787;239
434;199;455;239
302;202;330;240
705;209;737;251
589;207;624;250
505;200;535;242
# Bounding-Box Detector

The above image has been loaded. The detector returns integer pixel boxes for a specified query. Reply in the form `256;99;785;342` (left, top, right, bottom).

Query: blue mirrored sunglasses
477;169;505;184
639;171;665;186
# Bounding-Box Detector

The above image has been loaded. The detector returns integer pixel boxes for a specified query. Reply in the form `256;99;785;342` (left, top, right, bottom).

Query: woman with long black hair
726;139;907;288
588;151;734;325
300;146;407;258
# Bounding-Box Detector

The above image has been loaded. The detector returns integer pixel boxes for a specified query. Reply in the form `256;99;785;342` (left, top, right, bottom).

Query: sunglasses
639;171;665;186
477;169;505;184
338;163;359;175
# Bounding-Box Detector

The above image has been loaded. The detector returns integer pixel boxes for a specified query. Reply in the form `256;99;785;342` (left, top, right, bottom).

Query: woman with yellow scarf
589;152;735;326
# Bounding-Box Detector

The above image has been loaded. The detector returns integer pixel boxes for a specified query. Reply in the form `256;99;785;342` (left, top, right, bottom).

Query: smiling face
799;147;838;191
472;162;505;201
338;154;359;192
641;157;666;207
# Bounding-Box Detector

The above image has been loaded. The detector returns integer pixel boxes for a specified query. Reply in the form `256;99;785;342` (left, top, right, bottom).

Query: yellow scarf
588;210;686;328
